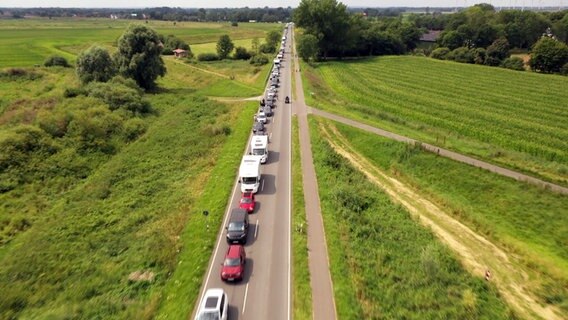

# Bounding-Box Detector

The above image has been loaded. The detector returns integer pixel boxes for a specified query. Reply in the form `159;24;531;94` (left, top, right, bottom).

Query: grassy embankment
325;120;568;314
291;117;312;320
300;56;568;186
0;19;273;318
308;117;514;319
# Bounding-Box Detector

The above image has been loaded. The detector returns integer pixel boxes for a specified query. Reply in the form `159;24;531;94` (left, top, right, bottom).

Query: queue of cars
195;23;291;320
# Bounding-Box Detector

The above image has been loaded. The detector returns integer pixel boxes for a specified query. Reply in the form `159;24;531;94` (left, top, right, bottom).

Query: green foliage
448;46;474;63
302;56;568;184
473;47;487;64
197;52;220;61
44;55;70;68
216;34;234;60
501;57;525;71
251;37;260;54
249;53;269;66
310;119;513;319
430;47;450;60
85;77;151;114
265;30;281;52
258;42;276;54
333;122;568;314
160;34;191;58
439;30;465;50
233;46;251;60
486;38;510;66
529;37;568;74
297;33;319;62
76;45;117;84
561;62;568;75
115;24;166;91
0;68;42;80
63;87;87;98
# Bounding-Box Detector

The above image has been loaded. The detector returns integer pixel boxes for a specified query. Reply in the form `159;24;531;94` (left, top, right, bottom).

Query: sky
0;0;565;8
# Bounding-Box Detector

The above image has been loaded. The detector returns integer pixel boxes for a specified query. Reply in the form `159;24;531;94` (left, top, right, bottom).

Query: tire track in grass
318;120;564;320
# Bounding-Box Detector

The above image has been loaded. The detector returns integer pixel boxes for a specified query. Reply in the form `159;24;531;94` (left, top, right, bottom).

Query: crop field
327;119;568;314
309;118;514;319
0;18;280;67
302;56;568;185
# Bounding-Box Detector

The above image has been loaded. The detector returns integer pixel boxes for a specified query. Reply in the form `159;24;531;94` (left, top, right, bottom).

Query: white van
250;135;269;164
239;155;262;193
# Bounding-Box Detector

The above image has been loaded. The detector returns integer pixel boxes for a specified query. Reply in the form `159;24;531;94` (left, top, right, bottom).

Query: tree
76;45;116;84
486;38;510;66
297;34;319;62
294;0;351;59
529;37;568;73
216;34;234;59
233;47;251;60
265;30;281;51
251;37;260;54
115;24;166;91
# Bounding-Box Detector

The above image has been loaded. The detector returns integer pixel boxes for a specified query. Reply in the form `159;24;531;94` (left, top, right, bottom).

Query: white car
257;112;267;124
195;288;228;320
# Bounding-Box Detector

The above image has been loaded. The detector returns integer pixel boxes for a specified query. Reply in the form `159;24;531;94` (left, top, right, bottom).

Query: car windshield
228;222;245;232
252;149;264;156
242;177;257;184
224;257;241;266
197;312;219;320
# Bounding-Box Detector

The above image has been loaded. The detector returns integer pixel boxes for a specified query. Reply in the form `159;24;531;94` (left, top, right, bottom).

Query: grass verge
291;116;312;320
309;116;514;319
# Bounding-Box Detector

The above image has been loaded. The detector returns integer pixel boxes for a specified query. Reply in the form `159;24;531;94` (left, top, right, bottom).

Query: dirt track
319;122;564;320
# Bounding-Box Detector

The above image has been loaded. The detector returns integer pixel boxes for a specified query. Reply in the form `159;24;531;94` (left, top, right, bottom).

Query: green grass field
0;18;280;67
309;117;515;319
301;56;568;185
328;119;568;314
0;18;276;318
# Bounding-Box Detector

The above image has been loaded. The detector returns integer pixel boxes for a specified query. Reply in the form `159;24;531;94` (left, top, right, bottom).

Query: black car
253;122;266;135
285;96;290;104
226;208;249;244
263;106;273;117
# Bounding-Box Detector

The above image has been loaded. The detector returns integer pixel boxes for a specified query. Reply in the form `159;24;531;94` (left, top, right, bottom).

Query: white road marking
242;283;250;314
255;219;260;238
261;179;265;192
270;132;273;141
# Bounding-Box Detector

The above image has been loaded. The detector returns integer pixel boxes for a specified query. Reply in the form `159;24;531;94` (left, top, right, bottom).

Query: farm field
301;56;568;186
0;18;280;67
308;117;514;319
0;19;272;318
321;118;568;316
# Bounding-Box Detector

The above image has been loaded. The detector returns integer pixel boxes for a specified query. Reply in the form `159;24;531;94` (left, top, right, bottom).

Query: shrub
63;87;87;98
233;47;251;60
473;48;486;64
231;21;238;27
449;47;474;63
250;54;269;66
561;63;568;76
197;53;220;61
501;57;525;71
430;47;450;60
86;80;151;114
259;43;276;54
529;37;568;73
44;56;70;68
162;48;174;55
0;68;42;80
123;117;147;141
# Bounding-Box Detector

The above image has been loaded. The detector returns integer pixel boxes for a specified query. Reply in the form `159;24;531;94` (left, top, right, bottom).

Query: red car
220;245;246;282
239;192;256;213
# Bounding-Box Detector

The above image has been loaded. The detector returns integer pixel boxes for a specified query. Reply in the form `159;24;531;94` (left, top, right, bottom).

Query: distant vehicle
266;99;275;108
239;192;256;213
285;96;290;104
277;53;283;59
226;208;249;244
194;288;228;320
263;106;273;117
252;121;265;134
257;111;267;124
220;245;246;282
239;155;262;193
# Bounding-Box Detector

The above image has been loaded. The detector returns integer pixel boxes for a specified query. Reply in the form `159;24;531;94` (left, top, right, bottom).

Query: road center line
261;179;265;192
255;219;260;239
242;283;250;314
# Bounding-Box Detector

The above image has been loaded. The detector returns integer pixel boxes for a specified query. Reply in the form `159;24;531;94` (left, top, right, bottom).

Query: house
173;49;188;58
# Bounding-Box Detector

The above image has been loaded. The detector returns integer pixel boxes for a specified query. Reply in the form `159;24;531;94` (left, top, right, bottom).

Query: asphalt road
193;26;293;320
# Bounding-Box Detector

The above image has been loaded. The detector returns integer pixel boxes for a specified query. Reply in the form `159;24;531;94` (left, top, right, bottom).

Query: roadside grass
0;18;279;67
331;120;568;313
308;116;515;319
156;101;256;319
291;116;312;320
0;92;250;319
300;56;568;186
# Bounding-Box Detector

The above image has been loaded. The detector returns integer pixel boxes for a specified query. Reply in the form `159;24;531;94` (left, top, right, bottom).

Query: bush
259;43;276;54
197;53;220;61
123;118;147;141
430;47;450;60
233;47;251;60
473;48;486;64
561;63;568;76
250;54;269;66
501;57;525;71
231;21;238;27
449;47;474;63
63;87;87;98
44;56;70;68
0;68;42;80
86;79;151;114
162;48;174;55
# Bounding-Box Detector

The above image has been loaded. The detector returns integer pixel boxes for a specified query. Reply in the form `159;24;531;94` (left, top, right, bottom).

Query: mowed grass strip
292;116;312;320
156;101;256;319
309;117;514;319
302;56;568;185
333;121;568;313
